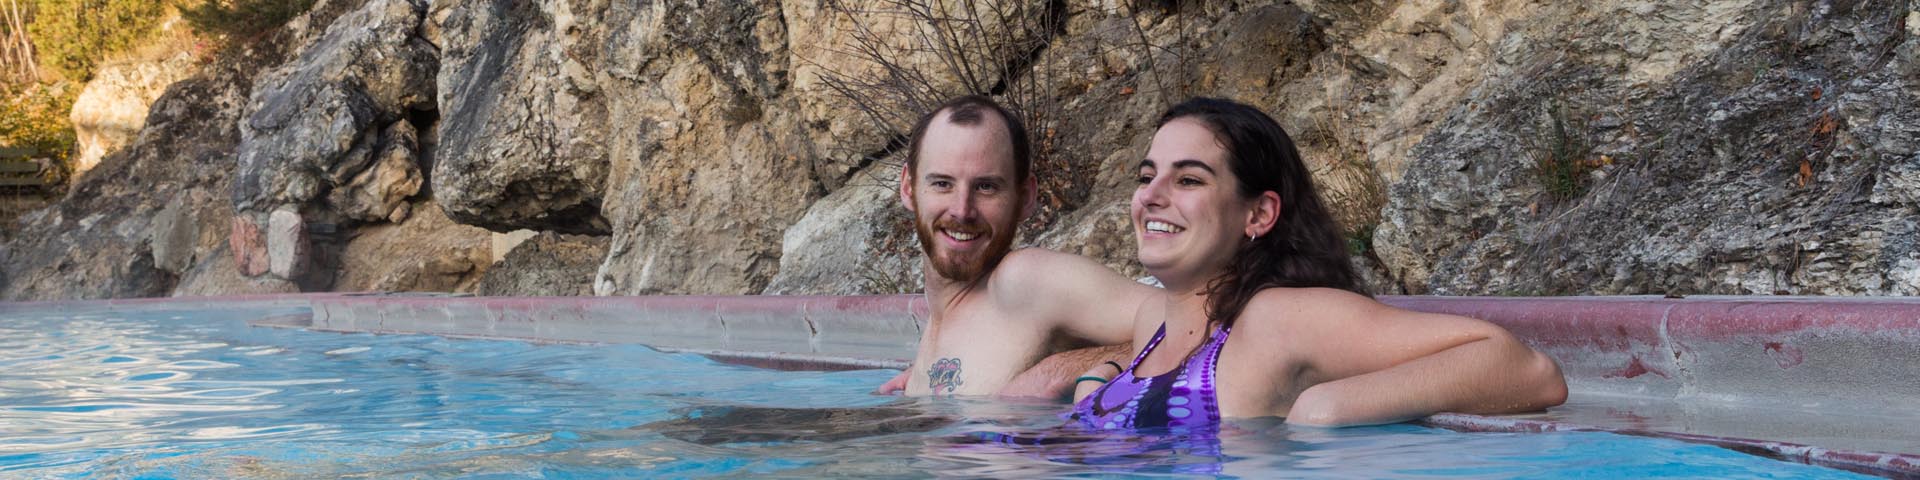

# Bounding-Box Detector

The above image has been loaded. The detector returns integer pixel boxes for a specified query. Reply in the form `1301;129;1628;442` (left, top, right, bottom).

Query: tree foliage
181;0;315;39
25;0;167;80
0;80;77;166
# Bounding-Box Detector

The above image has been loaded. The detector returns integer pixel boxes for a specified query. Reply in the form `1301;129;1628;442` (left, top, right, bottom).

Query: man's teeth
1146;221;1184;234
945;229;980;241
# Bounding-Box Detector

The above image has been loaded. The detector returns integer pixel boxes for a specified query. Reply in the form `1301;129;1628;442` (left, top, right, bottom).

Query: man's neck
921;259;987;327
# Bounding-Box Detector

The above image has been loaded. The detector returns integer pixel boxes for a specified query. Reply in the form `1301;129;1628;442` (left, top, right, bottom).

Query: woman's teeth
1146;221;1184;234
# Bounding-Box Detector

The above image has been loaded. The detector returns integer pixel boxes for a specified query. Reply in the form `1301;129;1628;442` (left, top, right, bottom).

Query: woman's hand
1071;361;1123;402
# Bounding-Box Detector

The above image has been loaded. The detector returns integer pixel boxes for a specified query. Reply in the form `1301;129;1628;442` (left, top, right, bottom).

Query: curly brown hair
1156;98;1367;328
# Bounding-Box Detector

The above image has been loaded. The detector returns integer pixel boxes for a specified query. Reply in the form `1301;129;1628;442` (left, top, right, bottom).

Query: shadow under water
637;405;955;445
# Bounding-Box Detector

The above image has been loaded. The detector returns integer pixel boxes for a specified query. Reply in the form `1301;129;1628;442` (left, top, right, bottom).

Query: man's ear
1021;174;1039;219
1247;191;1281;239
899;164;916;213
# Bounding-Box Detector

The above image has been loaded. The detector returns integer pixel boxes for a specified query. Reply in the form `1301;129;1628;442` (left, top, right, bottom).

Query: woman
1071;98;1567;429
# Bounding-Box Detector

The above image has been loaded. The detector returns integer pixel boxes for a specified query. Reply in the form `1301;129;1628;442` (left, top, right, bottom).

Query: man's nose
956;188;982;221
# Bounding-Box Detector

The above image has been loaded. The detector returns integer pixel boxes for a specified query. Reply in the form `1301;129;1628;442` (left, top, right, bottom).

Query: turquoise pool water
0;306;1872;479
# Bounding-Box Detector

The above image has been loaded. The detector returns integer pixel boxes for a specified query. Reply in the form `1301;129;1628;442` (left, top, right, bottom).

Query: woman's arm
1285;328;1565;426
1242;289;1567;427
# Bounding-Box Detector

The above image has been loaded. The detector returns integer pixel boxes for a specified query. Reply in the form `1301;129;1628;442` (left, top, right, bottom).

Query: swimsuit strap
1125;323;1169;371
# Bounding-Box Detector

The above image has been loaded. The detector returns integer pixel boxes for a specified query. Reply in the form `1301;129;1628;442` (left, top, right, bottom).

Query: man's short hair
903;95;1033;183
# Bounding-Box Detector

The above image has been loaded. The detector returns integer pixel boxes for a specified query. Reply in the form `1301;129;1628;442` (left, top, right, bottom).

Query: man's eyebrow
1171;159;1216;174
924;173;956;182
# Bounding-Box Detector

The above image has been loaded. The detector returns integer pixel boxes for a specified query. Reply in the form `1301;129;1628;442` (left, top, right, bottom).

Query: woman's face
1131;118;1256;289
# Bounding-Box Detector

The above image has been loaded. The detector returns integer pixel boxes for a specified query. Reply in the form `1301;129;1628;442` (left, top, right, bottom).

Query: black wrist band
1103;360;1124;374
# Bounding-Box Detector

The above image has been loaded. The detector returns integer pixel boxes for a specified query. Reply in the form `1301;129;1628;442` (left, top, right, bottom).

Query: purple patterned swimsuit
1071;322;1229;431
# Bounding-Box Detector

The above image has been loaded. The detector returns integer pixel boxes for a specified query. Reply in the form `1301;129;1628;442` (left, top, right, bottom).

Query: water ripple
0;308;1876;479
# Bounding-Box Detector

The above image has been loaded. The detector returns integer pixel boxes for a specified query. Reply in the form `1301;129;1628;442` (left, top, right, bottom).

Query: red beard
913;209;1017;284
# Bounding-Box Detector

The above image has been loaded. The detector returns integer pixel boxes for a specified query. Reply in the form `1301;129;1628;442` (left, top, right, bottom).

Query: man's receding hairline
915;105;1016;165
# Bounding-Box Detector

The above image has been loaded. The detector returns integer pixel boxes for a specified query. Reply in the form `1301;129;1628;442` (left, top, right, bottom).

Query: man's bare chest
908;316;1050;396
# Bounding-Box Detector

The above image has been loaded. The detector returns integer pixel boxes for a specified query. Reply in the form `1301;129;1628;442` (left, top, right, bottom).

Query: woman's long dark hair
1156;98;1366;328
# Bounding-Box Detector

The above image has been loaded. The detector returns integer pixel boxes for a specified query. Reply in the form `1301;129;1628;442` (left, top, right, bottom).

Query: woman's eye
1178;176;1203;186
1135;174;1153;185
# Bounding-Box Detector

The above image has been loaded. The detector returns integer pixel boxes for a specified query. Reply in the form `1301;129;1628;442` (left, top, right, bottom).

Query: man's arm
996;344;1130;401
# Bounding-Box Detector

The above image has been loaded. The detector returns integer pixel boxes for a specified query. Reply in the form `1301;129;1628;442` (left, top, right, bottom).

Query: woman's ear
1247;191;1281;239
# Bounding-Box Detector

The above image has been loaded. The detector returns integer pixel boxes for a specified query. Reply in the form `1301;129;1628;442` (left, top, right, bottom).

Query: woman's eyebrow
1170;159;1215;174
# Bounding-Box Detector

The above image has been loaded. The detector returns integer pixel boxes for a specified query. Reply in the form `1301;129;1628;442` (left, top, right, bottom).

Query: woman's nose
1136;178;1168;209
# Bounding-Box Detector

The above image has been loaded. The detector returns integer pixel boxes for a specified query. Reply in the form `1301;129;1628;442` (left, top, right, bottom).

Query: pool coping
10;293;1920;478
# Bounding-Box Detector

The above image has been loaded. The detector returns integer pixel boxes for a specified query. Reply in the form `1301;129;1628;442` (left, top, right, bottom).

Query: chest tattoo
927;357;964;394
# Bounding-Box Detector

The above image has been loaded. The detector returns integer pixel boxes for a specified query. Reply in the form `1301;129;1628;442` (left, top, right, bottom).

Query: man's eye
930;180;952;189
976;183;1000;193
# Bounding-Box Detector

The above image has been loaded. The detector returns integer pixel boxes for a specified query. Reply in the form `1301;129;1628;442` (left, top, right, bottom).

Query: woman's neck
1157;280;1214;335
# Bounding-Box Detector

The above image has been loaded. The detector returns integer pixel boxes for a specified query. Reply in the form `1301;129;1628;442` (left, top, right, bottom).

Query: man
880;95;1145;398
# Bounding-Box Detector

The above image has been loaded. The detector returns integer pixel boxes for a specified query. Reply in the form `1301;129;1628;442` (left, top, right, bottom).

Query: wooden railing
0;146;51;189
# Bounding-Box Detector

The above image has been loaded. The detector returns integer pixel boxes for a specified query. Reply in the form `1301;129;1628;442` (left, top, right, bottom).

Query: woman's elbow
1527;351;1569;409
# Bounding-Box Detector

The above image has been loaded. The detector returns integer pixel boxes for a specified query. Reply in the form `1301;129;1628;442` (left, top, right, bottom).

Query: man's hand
996;344;1130;402
874;369;910;395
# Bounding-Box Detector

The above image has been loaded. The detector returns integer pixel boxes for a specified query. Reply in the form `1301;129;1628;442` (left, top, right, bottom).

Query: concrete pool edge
1422;413;1920;479
10;293;1919;477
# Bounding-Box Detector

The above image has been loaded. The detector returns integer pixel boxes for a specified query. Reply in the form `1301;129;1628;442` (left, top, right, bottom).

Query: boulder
230;215;269;277
762;163;916;295
474;232;609;296
428;0;611;234
266;208;310;279
150;198;200;274
230;0;436;212
334;200;493;292
173;248;302;296
69;53;199;177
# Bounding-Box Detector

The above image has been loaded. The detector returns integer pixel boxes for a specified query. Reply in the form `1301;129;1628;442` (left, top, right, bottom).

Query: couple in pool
877;95;1567;429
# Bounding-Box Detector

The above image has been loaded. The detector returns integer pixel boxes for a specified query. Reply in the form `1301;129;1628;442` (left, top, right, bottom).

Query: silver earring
1250;233;1258;241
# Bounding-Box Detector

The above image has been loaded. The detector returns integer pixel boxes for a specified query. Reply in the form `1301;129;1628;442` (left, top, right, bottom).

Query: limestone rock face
573;0;813;295
230;0;436;213
69;53;199;177
475;232;609;296
428;0;611;234
11;0;1920;300
1373;0;1920;295
335;200;493;292
150;193;202;274
762;163;919;295
0;0;378;300
327;121;423;223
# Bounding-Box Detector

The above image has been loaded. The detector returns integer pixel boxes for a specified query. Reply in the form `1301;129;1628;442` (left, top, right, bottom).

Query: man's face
900;114;1029;284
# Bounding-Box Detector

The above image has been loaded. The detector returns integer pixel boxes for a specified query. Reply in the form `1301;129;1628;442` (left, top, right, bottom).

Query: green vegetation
0;81;76;165
181;0;316;39
26;0;169;81
1531;101;1594;203
1346;222;1376;257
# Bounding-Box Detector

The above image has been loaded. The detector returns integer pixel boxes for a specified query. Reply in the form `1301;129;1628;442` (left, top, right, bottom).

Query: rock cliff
4;0;1916;299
